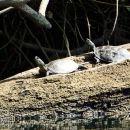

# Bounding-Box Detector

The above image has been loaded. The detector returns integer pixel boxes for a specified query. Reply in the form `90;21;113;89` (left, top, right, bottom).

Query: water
0;116;130;130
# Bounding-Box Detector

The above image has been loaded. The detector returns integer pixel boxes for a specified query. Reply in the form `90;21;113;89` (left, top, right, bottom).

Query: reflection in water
0;117;130;130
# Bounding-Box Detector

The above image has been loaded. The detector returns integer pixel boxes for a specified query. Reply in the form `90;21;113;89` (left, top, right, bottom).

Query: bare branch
110;0;119;36
39;0;50;16
0;0;52;29
20;41;90;55
16;4;52;29
0;7;14;15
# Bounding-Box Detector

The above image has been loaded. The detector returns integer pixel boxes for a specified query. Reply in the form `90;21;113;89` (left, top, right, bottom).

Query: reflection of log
0;43;130;119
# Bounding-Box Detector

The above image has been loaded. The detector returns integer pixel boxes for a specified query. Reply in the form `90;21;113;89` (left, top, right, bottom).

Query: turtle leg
46;71;50;76
46;70;55;76
94;57;100;63
92;57;100;67
78;64;87;70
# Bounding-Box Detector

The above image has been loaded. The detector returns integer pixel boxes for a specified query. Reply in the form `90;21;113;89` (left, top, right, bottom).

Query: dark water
0;117;130;130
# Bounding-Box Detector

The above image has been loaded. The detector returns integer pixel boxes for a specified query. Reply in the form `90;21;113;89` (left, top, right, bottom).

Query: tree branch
0;0;52;29
0;0;30;7
39;0;50;16
20;41;89;55
0;7;14;15
16;4;52;29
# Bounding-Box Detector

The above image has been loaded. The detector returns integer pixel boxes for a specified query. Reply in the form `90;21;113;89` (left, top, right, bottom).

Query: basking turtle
35;56;86;76
86;38;130;63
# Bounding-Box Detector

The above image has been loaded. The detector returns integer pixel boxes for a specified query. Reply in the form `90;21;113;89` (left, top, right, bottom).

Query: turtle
35;56;86;76
86;38;130;63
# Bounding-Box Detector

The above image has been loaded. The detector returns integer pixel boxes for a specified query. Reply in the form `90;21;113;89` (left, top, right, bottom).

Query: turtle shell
94;46;130;63
44;59;79;74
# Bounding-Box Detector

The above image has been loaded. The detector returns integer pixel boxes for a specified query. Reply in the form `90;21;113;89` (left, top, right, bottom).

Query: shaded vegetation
0;0;130;79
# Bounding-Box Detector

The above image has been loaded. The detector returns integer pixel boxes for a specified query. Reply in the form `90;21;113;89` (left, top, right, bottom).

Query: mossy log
0;44;130;120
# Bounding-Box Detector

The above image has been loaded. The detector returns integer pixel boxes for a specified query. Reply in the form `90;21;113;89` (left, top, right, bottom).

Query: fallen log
0;43;130;120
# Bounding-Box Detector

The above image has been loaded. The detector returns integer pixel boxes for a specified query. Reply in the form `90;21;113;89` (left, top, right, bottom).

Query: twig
76;24;85;42
91;0;130;8
63;3;71;56
21;36;116;55
39;0;50;16
78;0;91;40
19;41;90;55
23;19;50;61
86;16;91;39
3;18;34;67
110;0;119;36
0;7;14;15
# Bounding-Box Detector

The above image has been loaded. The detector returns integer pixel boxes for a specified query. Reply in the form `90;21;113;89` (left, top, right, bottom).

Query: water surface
0;116;130;130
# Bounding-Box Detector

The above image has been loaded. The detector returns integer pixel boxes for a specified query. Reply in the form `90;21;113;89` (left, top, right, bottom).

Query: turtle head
86;38;96;50
35;56;45;71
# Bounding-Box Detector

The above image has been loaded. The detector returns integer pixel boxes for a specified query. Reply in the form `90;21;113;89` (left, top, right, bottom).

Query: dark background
0;0;130;79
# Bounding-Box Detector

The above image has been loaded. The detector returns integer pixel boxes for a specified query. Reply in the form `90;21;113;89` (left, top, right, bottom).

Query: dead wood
0;0;30;7
0;7;13;15
39;0;50;16
16;4;52;29
0;0;52;29
0;43;130;119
